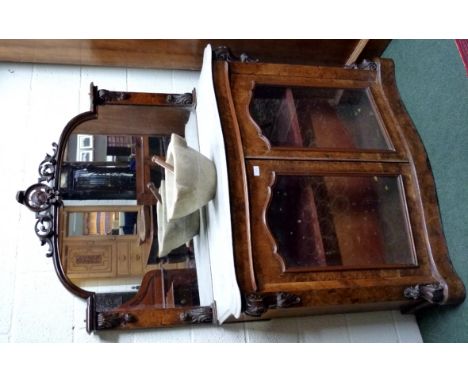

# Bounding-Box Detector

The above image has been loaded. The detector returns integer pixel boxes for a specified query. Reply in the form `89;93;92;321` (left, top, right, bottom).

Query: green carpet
383;40;468;342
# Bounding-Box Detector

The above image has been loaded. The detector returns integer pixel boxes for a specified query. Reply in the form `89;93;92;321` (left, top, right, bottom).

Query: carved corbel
245;292;301;317
96;89;130;104
404;283;445;304
213;46;258;63
166;93;193;105
345;59;378;70
180;306;213;324
96;312;137;330
244;293;267;317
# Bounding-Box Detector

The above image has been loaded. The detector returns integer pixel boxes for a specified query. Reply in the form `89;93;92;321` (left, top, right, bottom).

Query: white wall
0;61;422;343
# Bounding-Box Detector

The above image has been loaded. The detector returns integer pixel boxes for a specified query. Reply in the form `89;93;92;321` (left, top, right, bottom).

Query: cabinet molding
0;39;390;70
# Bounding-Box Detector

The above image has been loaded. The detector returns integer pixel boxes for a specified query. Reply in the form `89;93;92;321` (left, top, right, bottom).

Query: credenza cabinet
16;45;465;333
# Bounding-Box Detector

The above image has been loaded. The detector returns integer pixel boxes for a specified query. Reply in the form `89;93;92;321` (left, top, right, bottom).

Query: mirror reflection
67;211;138;236
59;132;201;310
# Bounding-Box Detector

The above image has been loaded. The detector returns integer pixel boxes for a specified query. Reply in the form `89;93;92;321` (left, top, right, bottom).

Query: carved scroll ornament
404;283;445;304
97;89;130;104
97;312;137;330
345;59;378;70
166;93;193;105
180;306;213;324
16;143;61;257
245;292;301;317
213;46;258;63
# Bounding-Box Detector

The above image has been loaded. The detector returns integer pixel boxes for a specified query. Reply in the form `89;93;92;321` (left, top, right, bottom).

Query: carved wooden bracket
166;93;193;105
16;143;61;257
404;283;445;304
96;312;137;330
345;59;377;70
180;306;213;324
96;89;130;104
213;46;258;63
245;292;301;317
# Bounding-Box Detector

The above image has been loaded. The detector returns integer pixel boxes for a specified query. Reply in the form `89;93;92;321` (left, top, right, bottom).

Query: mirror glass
58;131;202;310
67;211;138;236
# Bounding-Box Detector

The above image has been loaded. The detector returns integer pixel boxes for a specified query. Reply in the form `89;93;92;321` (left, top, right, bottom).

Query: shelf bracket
245;292;301;317
404;283;445;304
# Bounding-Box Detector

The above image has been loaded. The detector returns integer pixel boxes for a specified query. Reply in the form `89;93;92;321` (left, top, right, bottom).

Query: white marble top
185;45;242;323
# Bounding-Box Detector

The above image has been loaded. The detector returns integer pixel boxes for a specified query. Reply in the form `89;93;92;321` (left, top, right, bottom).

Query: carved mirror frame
17;83;214;332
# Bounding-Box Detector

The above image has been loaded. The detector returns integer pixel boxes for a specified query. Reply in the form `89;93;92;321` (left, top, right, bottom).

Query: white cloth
165;133;216;220
156;179;200;257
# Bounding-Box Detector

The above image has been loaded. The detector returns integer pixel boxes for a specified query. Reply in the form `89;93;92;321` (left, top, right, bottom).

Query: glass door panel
267;174;415;270
249;85;391;151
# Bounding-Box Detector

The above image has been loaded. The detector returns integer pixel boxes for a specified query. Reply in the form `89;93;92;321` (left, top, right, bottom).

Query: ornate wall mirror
16;79;223;332
16;46;245;333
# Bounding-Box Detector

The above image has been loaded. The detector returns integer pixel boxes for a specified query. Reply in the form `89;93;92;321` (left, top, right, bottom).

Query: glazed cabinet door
229;63;408;163
245;159;440;298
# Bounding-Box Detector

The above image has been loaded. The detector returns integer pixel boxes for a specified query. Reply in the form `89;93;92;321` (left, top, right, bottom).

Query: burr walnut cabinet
213;55;465;320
